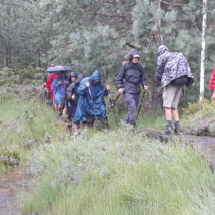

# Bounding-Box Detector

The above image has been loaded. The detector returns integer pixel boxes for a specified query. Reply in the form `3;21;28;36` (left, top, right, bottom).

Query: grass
0;89;65;172
107;108;165;131
21;128;215;215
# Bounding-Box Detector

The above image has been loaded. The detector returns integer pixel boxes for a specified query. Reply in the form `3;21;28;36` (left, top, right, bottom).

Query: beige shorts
163;85;182;108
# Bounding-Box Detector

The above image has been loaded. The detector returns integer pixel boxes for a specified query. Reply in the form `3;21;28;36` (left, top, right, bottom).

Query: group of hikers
44;68;110;133
42;45;215;135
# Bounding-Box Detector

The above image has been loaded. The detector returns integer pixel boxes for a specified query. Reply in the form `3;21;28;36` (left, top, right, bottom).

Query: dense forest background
0;0;215;105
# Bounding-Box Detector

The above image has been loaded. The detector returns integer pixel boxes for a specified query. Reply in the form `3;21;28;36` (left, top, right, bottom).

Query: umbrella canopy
46;65;73;74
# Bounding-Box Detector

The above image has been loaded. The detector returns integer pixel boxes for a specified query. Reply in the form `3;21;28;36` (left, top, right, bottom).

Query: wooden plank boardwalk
144;130;215;167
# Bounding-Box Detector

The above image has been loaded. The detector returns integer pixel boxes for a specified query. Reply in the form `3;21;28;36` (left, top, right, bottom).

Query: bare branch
89;12;131;18
125;42;139;49
113;31;131;39
161;1;189;6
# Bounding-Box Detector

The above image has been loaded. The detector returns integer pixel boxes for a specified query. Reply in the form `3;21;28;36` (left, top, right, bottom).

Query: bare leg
162;107;174;135
62;106;67;115
56;103;61;111
172;108;179;121
164;107;172;120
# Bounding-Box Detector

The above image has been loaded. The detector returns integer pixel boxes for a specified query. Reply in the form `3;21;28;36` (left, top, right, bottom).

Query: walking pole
107;90;119;126
88;87;98;126
136;91;146;121
107;93;121;115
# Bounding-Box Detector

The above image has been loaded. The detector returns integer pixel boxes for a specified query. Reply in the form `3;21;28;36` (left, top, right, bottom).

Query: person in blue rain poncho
52;71;69;115
74;70;110;131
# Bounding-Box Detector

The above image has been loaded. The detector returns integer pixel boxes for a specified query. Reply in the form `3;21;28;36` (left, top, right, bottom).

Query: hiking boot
86;117;95;128
80;122;87;130
72;123;79;131
102;118;109;129
73;124;80;136
174;124;182;135
130;122;136;129
160;125;174;135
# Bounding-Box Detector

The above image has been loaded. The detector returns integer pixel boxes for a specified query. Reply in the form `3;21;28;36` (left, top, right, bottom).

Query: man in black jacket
66;74;85;131
116;50;148;128
61;71;77;127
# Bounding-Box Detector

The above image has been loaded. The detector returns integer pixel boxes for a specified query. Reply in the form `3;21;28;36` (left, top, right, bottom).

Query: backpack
170;75;188;86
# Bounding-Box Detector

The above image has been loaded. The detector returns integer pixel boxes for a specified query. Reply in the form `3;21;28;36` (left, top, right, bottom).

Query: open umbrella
46;65;73;74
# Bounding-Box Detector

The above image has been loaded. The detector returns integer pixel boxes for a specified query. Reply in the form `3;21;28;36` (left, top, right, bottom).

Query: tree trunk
157;0;163;44
199;0;207;101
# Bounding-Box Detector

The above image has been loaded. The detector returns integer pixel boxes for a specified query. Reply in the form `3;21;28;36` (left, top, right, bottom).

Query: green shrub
0;66;44;86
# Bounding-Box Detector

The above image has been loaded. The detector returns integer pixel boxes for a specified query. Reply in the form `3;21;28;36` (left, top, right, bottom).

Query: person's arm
116;63;126;94
77;78;88;95
156;56;165;82
116;64;126;89
52;77;58;91
103;85;110;96
139;64;147;89
66;83;73;100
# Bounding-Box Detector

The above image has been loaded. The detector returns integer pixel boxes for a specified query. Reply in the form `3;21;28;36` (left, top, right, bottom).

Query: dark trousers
124;93;140;123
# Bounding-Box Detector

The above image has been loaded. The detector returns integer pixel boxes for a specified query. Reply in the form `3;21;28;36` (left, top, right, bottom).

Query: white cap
133;54;140;58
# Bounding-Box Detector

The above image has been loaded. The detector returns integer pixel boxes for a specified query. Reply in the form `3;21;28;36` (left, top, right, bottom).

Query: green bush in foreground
21;128;215;215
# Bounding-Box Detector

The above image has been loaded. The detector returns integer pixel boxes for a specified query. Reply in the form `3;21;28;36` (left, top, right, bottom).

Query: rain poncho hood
75;74;85;84
157;45;169;57
89;70;101;81
70;71;77;77
74;70;108;123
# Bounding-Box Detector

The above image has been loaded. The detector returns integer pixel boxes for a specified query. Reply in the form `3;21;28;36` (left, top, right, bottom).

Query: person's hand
64;80;68;84
86;82;90;88
144;85;148;91
71;94;75;100
106;85;110;90
118;88;124;94
58;81;62;85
